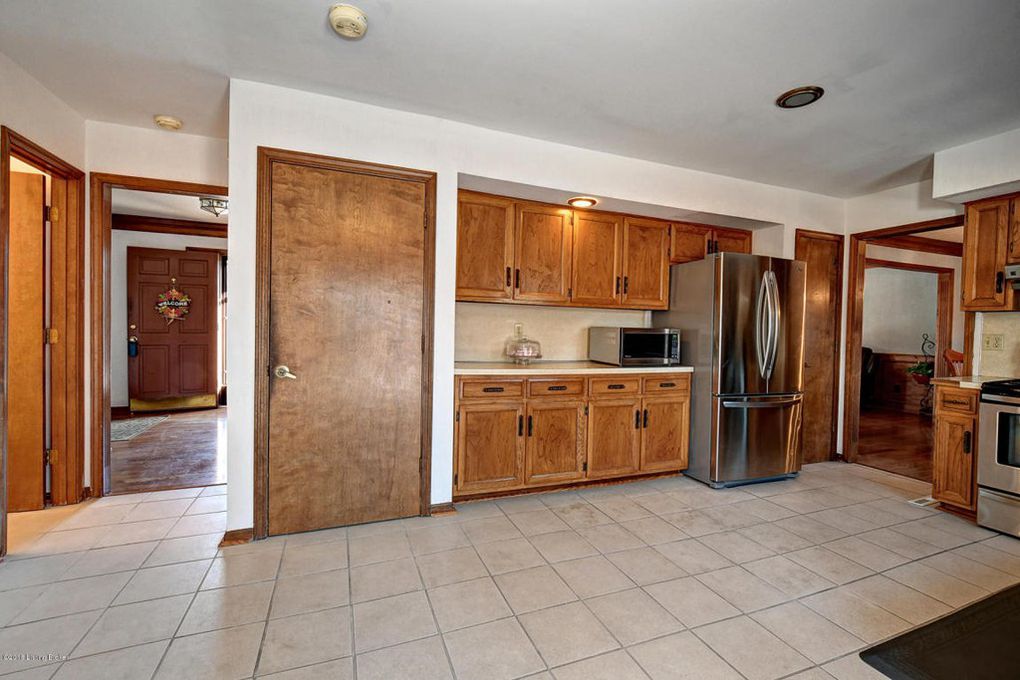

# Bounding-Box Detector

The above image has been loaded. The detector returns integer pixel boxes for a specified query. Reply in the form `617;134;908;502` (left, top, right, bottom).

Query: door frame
252;147;436;540
0;127;86;529
794;228;845;462
89;173;228;496
842;214;967;463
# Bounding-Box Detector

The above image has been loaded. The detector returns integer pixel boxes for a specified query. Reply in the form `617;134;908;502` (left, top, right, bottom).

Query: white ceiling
2;1;1019;198
112;189;227;223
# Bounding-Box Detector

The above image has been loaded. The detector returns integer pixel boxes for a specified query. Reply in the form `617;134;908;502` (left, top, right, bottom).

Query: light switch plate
984;334;1005;351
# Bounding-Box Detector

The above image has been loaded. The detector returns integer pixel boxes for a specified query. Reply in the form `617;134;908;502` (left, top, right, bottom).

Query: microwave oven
588;327;681;366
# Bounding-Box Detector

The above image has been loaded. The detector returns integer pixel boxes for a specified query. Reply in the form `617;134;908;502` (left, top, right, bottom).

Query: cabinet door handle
634;410;640;429
623;276;629;294
643;409;649;428
518;414;524;437
547;385;567;392
515;268;521;289
616;276;621;294
607;384;626;390
996;271;1005;294
527;415;534;437
659;382;676;388
963;431;972;454
506;266;512;288
482;386;504;393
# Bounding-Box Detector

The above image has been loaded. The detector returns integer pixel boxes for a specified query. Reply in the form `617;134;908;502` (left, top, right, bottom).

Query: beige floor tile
350;557;420;603
353;590;436;652
282;526;347;548
889;521;970;550
63;542;157;579
553;555;633;599
476;538;546;575
801;588;910;643
552;502;614;529
822;653;888;679
743;555;835;598
279;539;348;577
645;576;740;628
785;669;838;680
577;524;645;554
155;622;263;679
953;542;1020;577
116;559;210;604
630;631;742;680
983;535;1020;557
538;491;584;508
202;552;280;590
807;509;880;535
186;495;228;515
529;530;599;563
53;639;168;680
661;510;727;537
92;518;176;549
606;547;687;585
840;503;907;528
775;516;848;544
0;553;82;591
144;533;222;567
751;601;864;664
178;581;273;635
921;551;1017;590
416;547;488;588
915;514;997;542
654;539;732;574
257;657;354;680
450;500;504;520
272;568;350;618
856;527;941;560
552;649;649;680
786;547;872;584
698;532;776;563
737;523;812;553
257;607;352;675
144;488;202;502
12;572;130;624
619;517;687;545
588;497;653;523
519;601;618;667
734;499;798;522
0;586;48;627
884;561;988;607
633;494;690;517
349;532;411;567
695;615;811;680
586;588;683;645
19;527;107;558
408;524;470;555
494;565;577;614
823;537;908;571
0;611;100;673
444;617;544;680
696;565;788;612
844;575;950;625
495;495;547;514
429;577;511;632
123;499;193;522
166;512;227;539
357;635;453;680
74;595;191;656
508;509;571;536
461;516;524;545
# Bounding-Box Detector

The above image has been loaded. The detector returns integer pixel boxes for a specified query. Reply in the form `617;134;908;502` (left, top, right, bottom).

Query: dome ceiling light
775;86;825;109
567;196;599;208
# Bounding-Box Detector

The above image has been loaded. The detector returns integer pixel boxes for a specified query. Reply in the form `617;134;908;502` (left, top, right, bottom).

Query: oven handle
981;395;1020;408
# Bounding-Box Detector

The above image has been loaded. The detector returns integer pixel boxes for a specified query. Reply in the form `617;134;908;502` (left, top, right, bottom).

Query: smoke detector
329;4;368;39
153;115;183;131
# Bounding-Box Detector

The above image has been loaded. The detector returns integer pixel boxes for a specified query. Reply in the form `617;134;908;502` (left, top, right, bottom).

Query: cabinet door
622;217;670;309
1009;199;1020;264
456;402;524;494
514;203;573;303
640;395;690;472
714;228;753;255
962;199;1011;310
456;192;515;301
525;400;585;486
571;210;622;306
932;412;976;510
587;398;641;478
670;222;711;263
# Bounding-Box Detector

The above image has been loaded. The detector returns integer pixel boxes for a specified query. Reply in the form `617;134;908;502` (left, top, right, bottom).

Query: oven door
978;396;1020;494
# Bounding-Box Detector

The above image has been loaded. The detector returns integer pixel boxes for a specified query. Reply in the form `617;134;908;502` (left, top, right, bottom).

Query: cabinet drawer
459;378;525;400
936;386;978;415
527;378;586;398
590;377;641;396
643;374;691;393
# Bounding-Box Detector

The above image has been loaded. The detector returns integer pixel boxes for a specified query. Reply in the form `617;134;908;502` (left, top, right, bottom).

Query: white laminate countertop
454;361;694;376
932;375;1012;390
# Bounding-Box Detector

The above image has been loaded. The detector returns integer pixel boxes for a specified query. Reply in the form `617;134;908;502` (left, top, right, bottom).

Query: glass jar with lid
505;323;542;365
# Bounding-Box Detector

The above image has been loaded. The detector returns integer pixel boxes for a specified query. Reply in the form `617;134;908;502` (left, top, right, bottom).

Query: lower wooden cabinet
454;373;691;497
932;384;978;511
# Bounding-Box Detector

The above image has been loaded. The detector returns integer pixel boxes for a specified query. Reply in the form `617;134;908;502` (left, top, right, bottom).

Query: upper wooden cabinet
571;210;623;307
670;222;752;264
515;203;573;304
962;197;1016;311
456;192;515;301
622;217;671;310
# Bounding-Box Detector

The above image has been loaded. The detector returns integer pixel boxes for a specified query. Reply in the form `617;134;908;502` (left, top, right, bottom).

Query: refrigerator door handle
766;270;781;379
722;396;802;409
755;272;769;380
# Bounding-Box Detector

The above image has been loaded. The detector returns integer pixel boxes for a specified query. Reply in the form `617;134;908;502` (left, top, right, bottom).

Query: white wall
226;78;846;532
934;127;1020;203
110;231;228;407
862;267;937;355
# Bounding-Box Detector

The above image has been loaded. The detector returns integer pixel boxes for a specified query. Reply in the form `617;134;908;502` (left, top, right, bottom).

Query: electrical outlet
984;334;1005;351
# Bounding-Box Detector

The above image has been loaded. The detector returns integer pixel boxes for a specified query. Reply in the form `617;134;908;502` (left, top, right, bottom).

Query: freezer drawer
713;394;803;484
978;487;1020;538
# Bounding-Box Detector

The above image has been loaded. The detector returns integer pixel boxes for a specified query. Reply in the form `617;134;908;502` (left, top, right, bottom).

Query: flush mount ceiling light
199;197;228;217
775;85;825;109
567;196;598;208
329;3;368;39
153;114;183;131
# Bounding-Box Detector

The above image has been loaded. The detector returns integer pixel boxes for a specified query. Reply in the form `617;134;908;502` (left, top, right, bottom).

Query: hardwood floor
110;407;227;494
856;407;933;482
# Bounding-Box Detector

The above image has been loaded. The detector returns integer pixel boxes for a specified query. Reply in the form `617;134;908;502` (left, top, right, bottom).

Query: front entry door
127;247;218;411
262;150;434;536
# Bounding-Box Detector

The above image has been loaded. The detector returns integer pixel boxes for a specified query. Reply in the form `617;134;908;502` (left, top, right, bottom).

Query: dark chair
861;346;878;407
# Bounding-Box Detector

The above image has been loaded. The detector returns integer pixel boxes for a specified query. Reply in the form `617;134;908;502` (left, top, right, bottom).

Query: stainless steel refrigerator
652;253;806;487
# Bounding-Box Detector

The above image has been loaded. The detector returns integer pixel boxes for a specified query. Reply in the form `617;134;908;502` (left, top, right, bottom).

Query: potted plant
906;360;934;385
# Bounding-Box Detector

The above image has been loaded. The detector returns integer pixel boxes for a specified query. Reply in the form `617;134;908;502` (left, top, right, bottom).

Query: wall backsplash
455;302;649;362
978;312;1020;378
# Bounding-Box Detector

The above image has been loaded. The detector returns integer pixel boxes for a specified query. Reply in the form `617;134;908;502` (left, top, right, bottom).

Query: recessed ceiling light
567;196;598;208
775;86;825;109
153;115;183;131
329;4;368;39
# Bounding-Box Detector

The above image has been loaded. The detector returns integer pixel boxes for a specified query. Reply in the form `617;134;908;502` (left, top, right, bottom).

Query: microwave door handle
755;272;768;380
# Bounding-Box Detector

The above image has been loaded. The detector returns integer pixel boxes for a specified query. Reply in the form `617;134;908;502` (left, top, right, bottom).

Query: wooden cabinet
962;197;1016;311
1009;199;1020;264
571;210;622;307
714;227;754;255
456;192;515;301
670;222;753;264
622;217;670;310
515;203;573;304
932;384;978;511
454;372;691;498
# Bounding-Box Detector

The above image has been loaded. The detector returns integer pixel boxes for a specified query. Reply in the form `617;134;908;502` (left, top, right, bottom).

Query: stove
978;379;1020;537
981;378;1020;398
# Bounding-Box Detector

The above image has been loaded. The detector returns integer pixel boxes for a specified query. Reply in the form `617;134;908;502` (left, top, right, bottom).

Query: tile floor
0;463;1018;679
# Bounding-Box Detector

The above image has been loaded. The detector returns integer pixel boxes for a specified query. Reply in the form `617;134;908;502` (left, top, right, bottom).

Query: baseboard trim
429;503;457;516
453;470;683;503
219;528;254;547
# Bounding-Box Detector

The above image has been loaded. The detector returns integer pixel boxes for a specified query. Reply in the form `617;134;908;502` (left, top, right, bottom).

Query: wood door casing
570;210;622;307
127;247;218;406
962;199;1010;310
932;411;976;510
587;397;641;478
8;172;46;512
622;217;670;309
640;395;690;472
514;203;573;303
264;157;430;535
795;230;843;463
525;400;585;485
457;402;524;493
456;192;514;301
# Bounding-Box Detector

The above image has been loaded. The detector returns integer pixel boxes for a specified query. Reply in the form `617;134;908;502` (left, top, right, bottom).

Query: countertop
454;361;694;376
932;375;1011;390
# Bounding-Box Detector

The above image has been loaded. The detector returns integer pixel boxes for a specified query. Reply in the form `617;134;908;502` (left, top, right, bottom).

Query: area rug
110;416;169;441
860;582;1020;680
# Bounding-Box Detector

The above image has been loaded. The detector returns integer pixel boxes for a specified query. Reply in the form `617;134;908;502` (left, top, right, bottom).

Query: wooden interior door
514;203;572;303
932;412;975;510
622;217;670;309
670;222;710;263
8;172;46;511
795;231;843;463
456;192;514;301
714;228;752;254
456;402;524;494
640;395;689;472
265;156;431;535
587;398;641;478
127;247;218;410
962;199;1010;310
570;210;622;307
525;400;584;485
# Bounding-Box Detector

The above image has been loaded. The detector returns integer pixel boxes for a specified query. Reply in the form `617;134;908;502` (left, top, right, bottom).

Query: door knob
274;365;297;380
